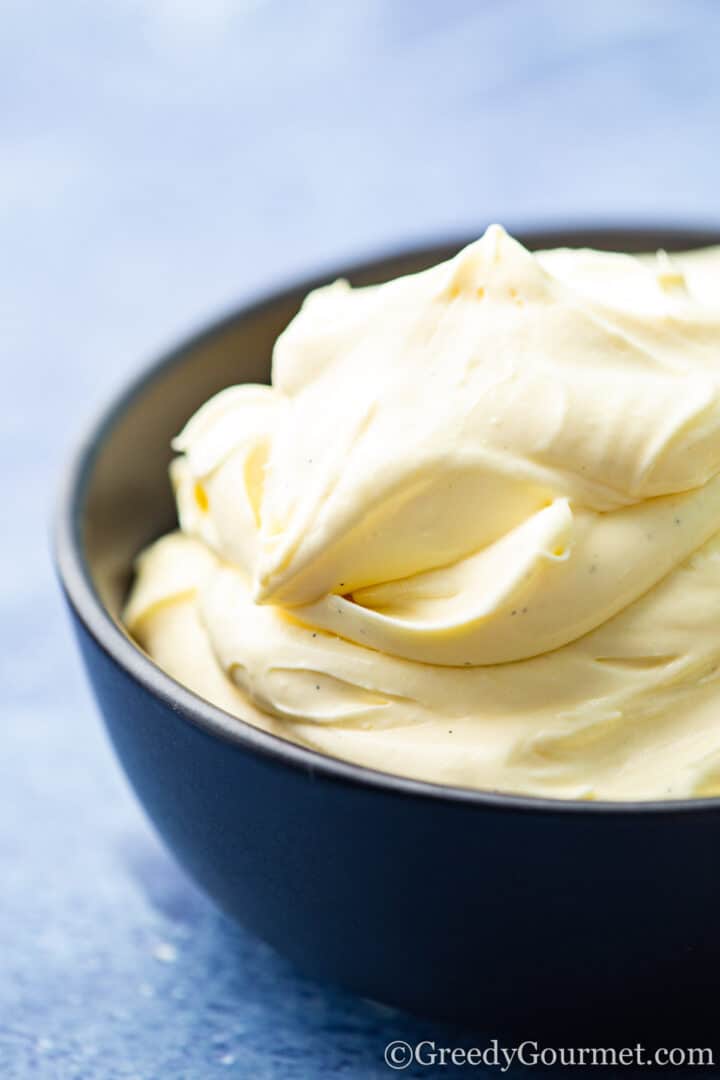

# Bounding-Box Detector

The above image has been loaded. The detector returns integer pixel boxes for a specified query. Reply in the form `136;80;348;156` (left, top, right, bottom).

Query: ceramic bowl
55;227;720;1039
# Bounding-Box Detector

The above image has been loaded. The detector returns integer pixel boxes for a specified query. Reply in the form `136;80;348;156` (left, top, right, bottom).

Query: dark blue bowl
55;228;720;1040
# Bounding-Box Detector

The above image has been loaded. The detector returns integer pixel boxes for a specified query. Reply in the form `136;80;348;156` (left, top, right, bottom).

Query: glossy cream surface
124;227;720;800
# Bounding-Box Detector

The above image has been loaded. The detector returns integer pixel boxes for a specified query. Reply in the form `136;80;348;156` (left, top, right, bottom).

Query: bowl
55;227;720;1040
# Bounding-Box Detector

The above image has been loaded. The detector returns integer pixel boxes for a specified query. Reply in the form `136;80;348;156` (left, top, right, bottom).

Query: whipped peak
169;226;720;666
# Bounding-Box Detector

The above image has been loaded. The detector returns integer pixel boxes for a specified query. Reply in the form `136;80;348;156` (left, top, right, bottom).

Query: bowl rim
54;222;720;817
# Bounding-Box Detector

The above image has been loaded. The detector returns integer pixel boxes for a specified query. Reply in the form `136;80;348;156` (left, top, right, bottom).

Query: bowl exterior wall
69;603;720;1033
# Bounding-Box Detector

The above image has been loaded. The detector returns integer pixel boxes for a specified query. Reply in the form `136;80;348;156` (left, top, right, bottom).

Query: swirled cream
124;226;720;800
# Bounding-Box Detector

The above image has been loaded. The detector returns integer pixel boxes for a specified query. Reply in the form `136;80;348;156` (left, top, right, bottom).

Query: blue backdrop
4;1;720;1075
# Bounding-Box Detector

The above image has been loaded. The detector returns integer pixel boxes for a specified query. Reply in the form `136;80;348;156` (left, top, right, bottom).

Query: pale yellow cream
124;226;720;800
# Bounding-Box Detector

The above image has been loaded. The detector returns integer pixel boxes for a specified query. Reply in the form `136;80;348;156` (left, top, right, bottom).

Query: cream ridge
124;226;720;801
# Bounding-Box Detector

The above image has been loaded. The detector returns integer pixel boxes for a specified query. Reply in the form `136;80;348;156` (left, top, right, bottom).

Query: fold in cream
125;226;720;800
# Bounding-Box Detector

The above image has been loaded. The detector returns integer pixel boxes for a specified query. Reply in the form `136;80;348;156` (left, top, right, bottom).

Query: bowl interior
78;227;720;628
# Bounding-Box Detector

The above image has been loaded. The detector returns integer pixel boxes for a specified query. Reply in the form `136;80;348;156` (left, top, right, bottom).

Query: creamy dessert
124;226;720;801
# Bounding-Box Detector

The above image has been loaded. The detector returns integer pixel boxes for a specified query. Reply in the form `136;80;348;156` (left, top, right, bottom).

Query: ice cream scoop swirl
125;227;720;799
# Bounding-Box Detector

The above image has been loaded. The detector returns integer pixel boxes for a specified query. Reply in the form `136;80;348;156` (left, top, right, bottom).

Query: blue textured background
5;1;720;1076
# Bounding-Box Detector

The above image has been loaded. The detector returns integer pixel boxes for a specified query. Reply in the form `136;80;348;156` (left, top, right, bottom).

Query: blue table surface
5;1;720;1076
